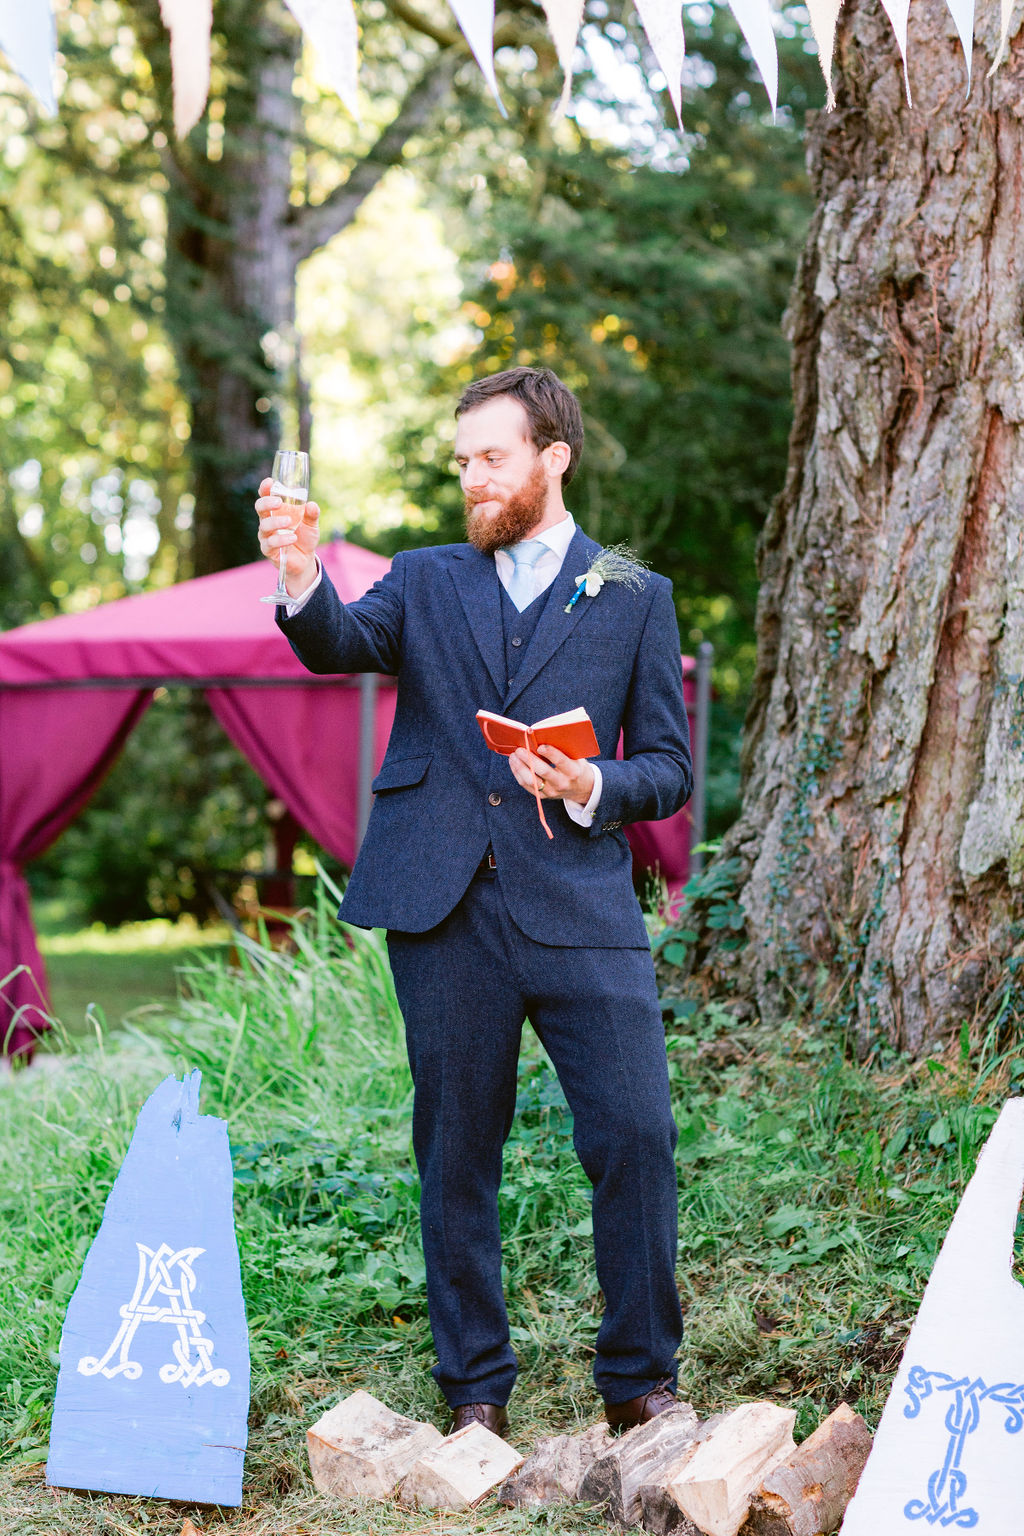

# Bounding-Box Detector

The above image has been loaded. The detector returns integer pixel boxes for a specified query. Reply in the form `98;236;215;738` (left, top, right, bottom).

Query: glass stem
276;550;288;601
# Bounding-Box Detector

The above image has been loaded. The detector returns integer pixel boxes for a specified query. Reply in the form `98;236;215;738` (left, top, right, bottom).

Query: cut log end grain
666;1402;798;1536
739;1403;873;1536
306;1388;444;1500
398;1420;524;1511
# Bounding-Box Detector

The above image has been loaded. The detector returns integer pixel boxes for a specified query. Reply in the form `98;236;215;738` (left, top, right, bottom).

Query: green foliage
0;4;188;626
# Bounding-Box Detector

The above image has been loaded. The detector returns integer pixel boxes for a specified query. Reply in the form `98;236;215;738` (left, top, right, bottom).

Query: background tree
693;1;1024;1053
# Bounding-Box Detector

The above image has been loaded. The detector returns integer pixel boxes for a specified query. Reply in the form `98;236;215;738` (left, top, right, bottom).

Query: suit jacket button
488;792;502;806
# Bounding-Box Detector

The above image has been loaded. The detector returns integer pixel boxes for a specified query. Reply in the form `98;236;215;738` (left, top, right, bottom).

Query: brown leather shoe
605;1380;677;1433
447;1402;510;1438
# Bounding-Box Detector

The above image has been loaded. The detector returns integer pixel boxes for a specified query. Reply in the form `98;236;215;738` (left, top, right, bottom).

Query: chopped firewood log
306;1389;443;1500
739;1404;873;1535
499;1421;613;1506
665;1402;797;1536
578;1403;702;1526
399;1420;524;1511
640;1479;706;1535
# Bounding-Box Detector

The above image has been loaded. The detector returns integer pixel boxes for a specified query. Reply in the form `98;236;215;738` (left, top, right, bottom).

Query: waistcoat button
488;792;502;806
511;636;523;647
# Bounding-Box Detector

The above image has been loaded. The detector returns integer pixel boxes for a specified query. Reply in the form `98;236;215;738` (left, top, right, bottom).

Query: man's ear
543;441;572;478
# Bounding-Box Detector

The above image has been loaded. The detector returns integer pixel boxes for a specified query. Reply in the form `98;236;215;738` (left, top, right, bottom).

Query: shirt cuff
564;762;603;827
283;558;322;618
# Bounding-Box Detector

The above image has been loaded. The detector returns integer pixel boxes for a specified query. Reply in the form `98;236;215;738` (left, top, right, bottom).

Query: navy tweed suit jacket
279;525;692;948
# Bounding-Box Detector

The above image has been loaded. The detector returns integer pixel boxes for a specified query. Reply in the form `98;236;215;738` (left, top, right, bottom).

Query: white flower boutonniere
564;543;650;613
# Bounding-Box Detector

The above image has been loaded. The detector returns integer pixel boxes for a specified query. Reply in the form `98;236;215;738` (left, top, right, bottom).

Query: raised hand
256;476;321;598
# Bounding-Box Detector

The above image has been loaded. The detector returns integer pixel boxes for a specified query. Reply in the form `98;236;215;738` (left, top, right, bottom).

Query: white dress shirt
284;512;603;826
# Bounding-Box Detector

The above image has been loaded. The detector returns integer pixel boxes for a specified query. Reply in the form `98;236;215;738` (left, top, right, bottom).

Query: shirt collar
497;512;575;565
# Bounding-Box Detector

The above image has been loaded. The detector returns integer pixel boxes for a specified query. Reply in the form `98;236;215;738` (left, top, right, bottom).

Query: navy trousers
386;865;683;1408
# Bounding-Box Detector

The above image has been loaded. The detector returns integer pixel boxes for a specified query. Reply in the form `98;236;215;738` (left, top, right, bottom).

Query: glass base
260;589;293;605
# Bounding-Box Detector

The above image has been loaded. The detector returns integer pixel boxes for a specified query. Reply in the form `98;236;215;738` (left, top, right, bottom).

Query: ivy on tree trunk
715;0;1024;1054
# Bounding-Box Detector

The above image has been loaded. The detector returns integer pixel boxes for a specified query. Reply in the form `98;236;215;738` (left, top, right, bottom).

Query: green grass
0;877;1019;1534
36;917;232;1036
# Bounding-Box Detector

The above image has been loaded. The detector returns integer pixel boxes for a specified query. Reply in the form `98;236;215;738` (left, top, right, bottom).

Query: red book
476;707;601;839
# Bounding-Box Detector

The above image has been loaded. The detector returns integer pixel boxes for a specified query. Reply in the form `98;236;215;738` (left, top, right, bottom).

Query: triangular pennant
988;0;1017;72
446;0;507;115
725;0;778;114
158;0;212;137
942;0;975;90
0;0;57;116
540;0;585;116
878;0;912;101
282;0;360;118
633;0;686;127
804;0;842;109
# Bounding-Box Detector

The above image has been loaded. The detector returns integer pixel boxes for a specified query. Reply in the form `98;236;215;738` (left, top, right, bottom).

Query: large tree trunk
716;1;1024;1054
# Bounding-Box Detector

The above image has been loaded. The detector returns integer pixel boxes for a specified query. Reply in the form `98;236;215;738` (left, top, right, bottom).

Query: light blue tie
504;539;547;612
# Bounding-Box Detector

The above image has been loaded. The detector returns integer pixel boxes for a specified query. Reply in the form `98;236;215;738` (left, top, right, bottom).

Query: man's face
455;397;554;554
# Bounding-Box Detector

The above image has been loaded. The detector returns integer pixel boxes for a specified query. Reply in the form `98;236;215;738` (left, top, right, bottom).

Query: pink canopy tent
0;545;705;1058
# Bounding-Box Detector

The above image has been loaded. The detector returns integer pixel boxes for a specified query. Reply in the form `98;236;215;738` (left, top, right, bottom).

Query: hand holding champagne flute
256;450;320;605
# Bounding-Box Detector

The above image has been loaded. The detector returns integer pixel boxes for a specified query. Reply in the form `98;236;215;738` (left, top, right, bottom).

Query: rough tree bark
714;1;1024;1054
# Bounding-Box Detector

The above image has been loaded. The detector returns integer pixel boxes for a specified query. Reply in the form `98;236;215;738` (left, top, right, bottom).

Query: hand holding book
476;707;600;838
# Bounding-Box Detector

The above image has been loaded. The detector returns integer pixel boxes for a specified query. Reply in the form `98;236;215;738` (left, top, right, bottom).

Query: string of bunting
0;0;992;138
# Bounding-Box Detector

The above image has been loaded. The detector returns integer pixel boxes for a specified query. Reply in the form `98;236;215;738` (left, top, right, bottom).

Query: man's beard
464;460;549;555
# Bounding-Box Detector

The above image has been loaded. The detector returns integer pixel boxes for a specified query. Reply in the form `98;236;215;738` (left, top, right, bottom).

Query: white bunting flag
446;0;506;114
0;0;57;116
989;0;1016;72
878;0;912;100
540;0;585;116
942;0;975;90
804;0;842;109
725;0;778;114
282;0;360;118
634;0;686;126
158;0;212;137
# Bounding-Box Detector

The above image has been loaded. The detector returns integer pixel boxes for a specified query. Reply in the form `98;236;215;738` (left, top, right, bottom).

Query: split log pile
306;1389;872;1533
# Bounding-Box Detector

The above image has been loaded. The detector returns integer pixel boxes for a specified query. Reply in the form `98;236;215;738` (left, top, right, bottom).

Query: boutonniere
564;544;650;612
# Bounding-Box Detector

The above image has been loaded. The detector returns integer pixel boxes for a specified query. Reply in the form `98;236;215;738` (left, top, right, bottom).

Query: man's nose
463;460;489;489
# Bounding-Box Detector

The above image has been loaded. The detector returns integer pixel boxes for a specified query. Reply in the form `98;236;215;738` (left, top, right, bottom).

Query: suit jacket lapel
504;526;602;712
447;546;507;698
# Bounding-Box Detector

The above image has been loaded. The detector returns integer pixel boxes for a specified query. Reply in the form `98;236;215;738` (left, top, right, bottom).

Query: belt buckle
487;853;497;870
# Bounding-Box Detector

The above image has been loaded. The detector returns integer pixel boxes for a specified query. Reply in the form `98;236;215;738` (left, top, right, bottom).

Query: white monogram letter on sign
47;1072;250;1507
841;1097;1024;1534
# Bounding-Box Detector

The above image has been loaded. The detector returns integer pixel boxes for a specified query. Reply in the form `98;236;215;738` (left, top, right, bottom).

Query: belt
476;851;497;874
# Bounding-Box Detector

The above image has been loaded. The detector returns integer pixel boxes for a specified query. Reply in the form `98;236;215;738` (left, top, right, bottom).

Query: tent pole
688;641;714;879
356;674;378;852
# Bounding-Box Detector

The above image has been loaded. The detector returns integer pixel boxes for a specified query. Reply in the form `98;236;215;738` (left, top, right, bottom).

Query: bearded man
257;367;692;1435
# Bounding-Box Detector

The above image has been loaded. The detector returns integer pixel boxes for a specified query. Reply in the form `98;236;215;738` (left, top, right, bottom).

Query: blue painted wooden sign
47;1071;249;1506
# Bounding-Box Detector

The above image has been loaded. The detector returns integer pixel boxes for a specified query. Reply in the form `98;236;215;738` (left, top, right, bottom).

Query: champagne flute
260;449;310;605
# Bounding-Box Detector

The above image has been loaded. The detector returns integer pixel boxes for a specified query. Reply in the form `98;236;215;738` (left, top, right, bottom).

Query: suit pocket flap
371;753;433;792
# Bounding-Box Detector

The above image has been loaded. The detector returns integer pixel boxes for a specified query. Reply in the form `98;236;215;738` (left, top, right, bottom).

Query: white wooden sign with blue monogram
46;1072;249;1505
841;1097;1024;1533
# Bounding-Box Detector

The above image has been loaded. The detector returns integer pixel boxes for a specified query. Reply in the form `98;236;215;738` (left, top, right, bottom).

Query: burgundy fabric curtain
207;684;395;869
0;688;152;1057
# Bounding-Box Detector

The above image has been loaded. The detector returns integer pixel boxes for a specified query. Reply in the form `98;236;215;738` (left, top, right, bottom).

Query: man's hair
455;367;584;486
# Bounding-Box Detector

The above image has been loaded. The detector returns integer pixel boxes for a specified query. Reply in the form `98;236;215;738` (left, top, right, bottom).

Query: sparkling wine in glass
261;449;310;606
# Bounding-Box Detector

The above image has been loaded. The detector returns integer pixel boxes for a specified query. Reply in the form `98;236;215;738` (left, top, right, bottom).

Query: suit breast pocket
563;633;627;660
371;753;432;793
